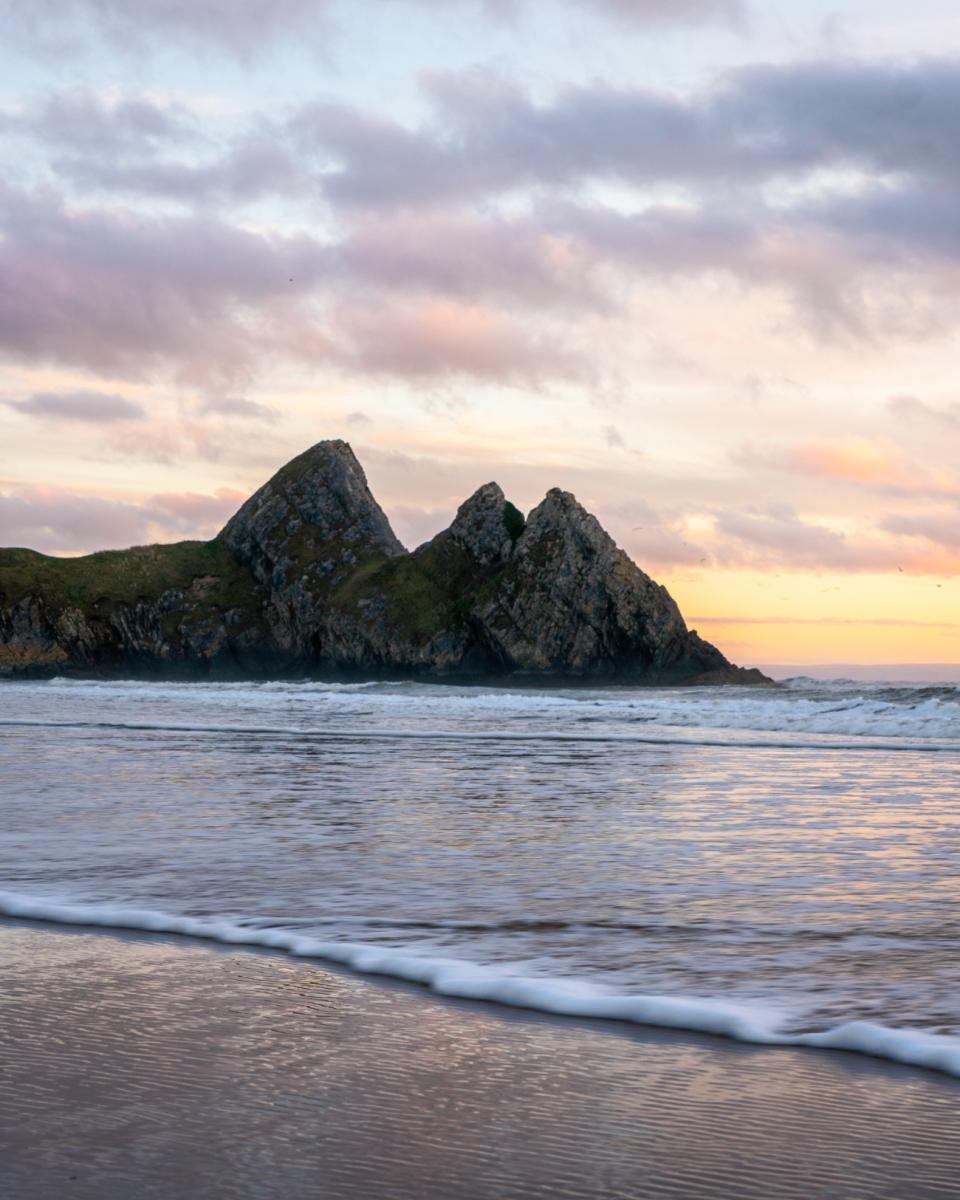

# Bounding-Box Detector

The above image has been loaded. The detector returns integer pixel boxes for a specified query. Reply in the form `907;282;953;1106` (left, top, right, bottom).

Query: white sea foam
2;889;959;1079
8;675;959;745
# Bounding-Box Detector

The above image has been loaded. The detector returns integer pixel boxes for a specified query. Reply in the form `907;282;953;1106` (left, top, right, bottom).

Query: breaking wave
2;889;959;1079
6;674;957;747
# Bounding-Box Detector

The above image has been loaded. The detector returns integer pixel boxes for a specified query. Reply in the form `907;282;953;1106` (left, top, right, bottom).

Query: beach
2;675;959;1197
2;921;958;1200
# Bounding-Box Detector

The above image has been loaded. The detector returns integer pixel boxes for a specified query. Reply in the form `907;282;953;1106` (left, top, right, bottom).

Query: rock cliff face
220;440;404;657
0;441;768;684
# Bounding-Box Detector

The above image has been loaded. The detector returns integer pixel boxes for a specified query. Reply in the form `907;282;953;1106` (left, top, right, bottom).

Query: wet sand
1;922;957;1200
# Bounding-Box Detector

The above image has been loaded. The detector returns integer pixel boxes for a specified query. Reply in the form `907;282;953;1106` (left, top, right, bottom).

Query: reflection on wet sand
2;923;958;1200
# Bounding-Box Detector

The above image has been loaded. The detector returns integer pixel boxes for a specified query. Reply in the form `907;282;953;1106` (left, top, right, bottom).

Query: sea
2;674;959;1076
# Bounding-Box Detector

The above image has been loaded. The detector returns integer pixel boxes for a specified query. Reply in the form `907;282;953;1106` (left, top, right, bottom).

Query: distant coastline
760;664;960;683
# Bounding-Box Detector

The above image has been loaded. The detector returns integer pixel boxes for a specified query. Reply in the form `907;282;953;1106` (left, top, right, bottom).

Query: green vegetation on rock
329;534;502;644
503;501;526;542
0;541;259;613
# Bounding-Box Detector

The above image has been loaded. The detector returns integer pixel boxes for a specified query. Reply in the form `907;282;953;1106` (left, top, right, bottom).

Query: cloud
273;60;960;338
0;89;304;205
196;395;279;422
602;424;625;447
888;395;960;428
7;389;145;422
598;499;710;568
576;0;742;25
385;502;456;551
0;482;251;554
721;59;960;186
0;185;590;387
881;511;960;551
9;58;960;373
105;420;231;464
149;486;247;530
56;133;308;204
715;504;845;560
594;491;960;574
330;210;603;311
738;439;905;485
289;59;960;210
279;203;883;383
8;59;960;390
313;197;910;342
283;62;960;336
791;441;902;484
549;201;757;277
12;54;960;233
0;183;326;381
706;502;960;573
0;88;195;154
712;503;904;571
736;438;960;500
0;485;155;552
291;78;719;208
331;298;586;383
628;527;709;568
4;0;742;63
2;0;331;60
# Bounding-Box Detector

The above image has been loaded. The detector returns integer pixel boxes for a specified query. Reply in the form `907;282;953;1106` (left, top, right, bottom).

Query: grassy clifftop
0;541;260;614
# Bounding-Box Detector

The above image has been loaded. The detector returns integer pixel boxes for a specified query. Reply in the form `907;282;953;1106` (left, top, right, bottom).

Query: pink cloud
333;298;586;382
0;485;153;553
331;211;602;311
0;483;252;554
597;500;710;569
150;487;247;529
195;395;279;423
7;388;145;422
736;439;960;499
105;421;228;464
881;511;960;552
888;395;960;428
785;440;905;485
712;503;960;574
385;503;457;551
0;183;325;383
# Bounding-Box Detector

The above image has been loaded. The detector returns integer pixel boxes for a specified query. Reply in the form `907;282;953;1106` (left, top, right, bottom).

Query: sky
1;0;959;667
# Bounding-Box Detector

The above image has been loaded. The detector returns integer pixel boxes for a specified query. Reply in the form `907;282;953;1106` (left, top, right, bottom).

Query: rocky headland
0;441;769;684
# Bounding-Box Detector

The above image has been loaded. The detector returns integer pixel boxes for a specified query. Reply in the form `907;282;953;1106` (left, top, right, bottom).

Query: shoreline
3;895;960;1080
2;921;958;1199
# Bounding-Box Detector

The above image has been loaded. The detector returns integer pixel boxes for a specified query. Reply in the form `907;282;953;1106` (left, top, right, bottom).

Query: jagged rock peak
529;487;590;521
0;440;772;684
448;482;524;566
522;487;617;555
496;485;693;675
219;440;404;588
